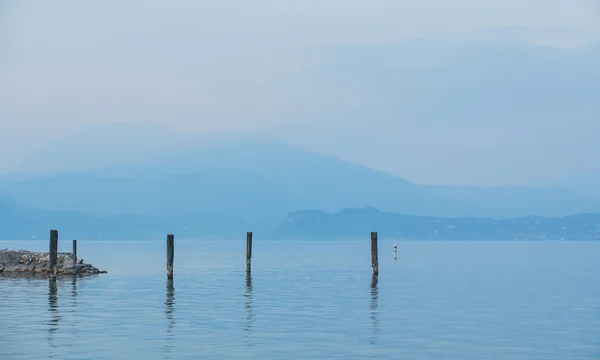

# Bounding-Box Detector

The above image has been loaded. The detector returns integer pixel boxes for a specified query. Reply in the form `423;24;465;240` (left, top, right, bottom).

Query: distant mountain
271;207;600;241
2;122;600;220
0;194;249;241
0;124;460;220
0;171;300;221
556;175;600;200
425;185;600;219
0;197;599;241
13;122;199;174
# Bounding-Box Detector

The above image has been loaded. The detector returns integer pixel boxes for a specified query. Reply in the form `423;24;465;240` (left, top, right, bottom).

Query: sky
1;0;599;191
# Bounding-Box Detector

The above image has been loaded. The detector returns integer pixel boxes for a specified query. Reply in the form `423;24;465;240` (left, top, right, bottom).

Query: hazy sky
1;1;599;190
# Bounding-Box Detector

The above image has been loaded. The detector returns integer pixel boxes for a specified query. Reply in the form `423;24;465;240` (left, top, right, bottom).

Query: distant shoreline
1;203;599;241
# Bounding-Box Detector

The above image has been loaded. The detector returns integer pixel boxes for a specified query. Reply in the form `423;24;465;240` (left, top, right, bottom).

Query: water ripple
0;240;599;359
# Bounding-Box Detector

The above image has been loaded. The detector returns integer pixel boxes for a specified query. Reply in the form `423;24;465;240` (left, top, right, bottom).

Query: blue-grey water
1;240;599;359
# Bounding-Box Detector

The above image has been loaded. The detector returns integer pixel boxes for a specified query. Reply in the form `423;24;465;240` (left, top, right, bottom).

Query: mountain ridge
1;196;599;241
2;123;600;220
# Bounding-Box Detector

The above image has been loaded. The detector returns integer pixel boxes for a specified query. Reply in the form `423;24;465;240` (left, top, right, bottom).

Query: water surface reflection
2;240;598;360
370;274;380;345
47;278;60;358
164;278;176;358
245;275;254;345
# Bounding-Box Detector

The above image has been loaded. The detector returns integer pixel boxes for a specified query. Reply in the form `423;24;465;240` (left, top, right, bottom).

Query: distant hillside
0;124;459;220
425;185;600;218
271;207;600;241
0;196;249;241
0;197;599;241
2;123;600;220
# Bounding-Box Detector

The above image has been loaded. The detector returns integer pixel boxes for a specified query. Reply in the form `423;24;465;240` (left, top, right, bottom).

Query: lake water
1;240;599;359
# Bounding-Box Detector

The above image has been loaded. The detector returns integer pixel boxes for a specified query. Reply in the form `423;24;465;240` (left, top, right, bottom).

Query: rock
0;249;106;275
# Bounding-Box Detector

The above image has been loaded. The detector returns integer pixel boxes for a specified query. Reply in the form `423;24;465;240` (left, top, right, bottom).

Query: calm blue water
1;240;599;359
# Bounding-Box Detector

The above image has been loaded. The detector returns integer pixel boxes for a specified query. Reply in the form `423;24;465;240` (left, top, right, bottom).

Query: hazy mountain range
1;123;600;241
276;208;600;241
2;123;600;226
1;196;599;241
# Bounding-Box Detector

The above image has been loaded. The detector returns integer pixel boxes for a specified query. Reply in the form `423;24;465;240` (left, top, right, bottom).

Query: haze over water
1;239;598;359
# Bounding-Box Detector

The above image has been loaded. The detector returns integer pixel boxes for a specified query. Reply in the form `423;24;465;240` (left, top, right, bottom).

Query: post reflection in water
71;276;78;298
70;276;78;327
370;274;380;345
244;275;254;345
47;278;61;357
164;278;176;358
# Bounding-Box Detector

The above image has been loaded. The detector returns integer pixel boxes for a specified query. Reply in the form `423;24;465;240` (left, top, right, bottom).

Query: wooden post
166;234;174;279
246;232;253;275
394;244;397;260
72;240;78;273
371;232;378;275
49;230;58;278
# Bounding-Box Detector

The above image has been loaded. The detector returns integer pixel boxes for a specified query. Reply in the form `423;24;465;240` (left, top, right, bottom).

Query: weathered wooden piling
371;232;379;275
394;244;397;260
246;232;253;275
166;234;174;279
73;240;78;273
49;230;58;278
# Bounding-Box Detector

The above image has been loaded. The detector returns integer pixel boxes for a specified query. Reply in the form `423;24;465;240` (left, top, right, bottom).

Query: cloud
2;1;598;102
244;0;600;48
5;1;599;52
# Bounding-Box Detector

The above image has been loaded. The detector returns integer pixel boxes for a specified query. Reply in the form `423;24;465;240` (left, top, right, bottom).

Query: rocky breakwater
0;249;106;275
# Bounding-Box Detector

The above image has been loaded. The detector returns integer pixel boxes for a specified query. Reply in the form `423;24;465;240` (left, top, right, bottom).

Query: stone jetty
0;249;106;275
